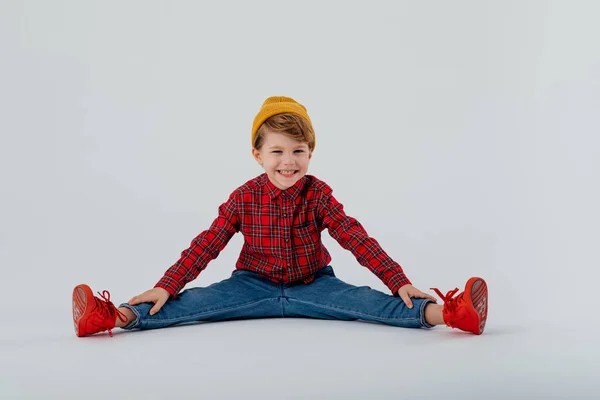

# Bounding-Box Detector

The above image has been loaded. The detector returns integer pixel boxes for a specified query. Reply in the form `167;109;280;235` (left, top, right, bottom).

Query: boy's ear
252;148;263;165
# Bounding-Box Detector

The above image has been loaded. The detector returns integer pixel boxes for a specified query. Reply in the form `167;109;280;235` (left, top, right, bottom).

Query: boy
72;96;488;338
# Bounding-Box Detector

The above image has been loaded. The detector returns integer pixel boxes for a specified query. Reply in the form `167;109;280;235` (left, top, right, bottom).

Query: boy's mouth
277;170;298;178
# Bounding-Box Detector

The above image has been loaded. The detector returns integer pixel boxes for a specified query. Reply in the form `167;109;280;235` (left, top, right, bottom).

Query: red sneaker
431;277;488;335
72;284;127;337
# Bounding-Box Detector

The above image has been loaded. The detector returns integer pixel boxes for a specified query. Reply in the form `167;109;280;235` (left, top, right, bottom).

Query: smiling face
252;130;312;190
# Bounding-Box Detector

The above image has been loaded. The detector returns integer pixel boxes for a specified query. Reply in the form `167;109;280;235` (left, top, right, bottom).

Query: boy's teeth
280;170;295;174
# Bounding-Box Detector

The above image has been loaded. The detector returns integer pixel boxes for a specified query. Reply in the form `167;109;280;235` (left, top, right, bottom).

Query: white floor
2;306;598;399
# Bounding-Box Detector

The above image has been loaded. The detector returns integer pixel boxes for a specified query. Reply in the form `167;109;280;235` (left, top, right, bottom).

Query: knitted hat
251;96;314;148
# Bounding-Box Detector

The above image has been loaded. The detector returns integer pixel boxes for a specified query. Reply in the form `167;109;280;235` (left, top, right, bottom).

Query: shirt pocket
291;224;319;255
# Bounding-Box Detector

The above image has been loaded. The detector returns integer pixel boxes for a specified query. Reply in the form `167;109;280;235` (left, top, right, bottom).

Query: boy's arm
154;193;240;297
319;193;411;296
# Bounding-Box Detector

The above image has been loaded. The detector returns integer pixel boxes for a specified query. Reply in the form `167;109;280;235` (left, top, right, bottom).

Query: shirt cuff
154;279;180;299
387;273;412;297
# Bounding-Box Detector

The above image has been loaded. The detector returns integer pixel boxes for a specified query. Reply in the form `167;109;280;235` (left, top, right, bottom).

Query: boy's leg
283;266;435;329
119;269;282;331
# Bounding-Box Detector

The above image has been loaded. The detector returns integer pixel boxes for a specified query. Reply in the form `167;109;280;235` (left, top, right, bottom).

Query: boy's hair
253;113;316;152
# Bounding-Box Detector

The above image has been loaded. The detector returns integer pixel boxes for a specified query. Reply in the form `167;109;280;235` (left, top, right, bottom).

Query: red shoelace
430;287;462;326
94;290;128;337
430;287;459;305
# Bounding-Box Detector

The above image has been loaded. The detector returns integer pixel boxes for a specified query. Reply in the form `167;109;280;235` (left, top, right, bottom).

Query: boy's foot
72;284;127;337
430;277;488;335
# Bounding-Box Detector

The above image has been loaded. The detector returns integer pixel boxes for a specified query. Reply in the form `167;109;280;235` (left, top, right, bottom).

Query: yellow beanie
251;96;314;148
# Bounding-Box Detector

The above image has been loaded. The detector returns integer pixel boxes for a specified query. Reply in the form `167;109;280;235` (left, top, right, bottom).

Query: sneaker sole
72;284;93;337
465;277;488;334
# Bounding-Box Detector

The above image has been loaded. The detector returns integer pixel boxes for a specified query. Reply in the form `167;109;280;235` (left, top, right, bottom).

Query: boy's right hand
128;287;170;315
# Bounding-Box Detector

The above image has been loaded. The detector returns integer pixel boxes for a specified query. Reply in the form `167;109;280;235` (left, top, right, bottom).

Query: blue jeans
119;266;434;330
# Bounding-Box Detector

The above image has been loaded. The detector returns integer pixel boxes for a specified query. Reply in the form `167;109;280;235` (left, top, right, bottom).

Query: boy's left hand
397;284;437;309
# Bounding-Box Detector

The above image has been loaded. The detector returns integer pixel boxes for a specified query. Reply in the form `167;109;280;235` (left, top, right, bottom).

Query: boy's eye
270;149;306;154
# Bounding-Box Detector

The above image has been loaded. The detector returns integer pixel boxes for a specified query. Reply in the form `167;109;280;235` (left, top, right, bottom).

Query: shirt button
285;238;289;242
282;213;286;217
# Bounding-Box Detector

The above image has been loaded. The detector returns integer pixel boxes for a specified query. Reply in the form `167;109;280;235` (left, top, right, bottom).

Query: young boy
72;96;488;338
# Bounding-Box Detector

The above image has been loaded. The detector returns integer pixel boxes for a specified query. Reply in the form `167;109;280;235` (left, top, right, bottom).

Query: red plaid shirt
155;173;411;297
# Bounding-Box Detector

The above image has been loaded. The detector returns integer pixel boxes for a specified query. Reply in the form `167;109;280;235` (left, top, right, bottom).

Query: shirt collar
261;173;308;201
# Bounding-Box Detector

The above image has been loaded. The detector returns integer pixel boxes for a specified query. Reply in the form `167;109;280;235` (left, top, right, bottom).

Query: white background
1;0;599;398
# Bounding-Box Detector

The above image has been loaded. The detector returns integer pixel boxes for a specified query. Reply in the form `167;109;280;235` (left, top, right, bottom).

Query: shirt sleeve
155;192;240;297
319;192;411;296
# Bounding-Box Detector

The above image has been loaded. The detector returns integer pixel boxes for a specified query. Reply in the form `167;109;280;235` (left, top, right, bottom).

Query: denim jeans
119;266;434;330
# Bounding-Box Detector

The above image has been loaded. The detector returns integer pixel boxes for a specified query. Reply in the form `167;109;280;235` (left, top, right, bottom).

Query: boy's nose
281;154;294;164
